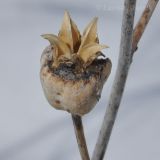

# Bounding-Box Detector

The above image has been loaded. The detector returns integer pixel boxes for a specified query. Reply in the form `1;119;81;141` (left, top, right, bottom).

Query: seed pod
40;46;111;115
40;11;112;116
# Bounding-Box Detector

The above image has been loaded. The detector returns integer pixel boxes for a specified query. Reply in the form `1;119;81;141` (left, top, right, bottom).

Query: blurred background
0;0;160;160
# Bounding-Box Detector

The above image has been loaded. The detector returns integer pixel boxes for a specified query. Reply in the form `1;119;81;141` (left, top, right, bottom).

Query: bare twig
92;0;159;160
132;0;159;54
92;0;137;159
72;114;90;160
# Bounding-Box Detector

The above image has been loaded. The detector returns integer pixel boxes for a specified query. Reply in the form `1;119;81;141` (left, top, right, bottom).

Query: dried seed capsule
40;11;112;116
40;46;111;116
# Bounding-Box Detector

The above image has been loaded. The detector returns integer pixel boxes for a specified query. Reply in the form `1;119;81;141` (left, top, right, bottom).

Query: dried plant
40;11;111;116
40;0;159;159
40;11;111;160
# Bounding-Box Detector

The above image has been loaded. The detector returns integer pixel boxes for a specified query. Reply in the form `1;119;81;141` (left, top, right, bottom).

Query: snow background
0;0;160;160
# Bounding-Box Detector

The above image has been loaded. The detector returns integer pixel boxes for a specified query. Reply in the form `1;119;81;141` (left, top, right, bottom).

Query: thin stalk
92;0;159;160
132;0;159;54
72;114;90;160
92;0;137;159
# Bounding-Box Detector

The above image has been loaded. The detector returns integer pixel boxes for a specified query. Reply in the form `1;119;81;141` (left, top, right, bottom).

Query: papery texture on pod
40;46;111;116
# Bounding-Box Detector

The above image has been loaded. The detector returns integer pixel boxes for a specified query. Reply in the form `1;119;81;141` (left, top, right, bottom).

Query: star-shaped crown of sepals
42;11;109;68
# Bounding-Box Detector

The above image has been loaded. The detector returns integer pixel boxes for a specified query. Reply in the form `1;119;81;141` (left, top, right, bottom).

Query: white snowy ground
0;0;160;160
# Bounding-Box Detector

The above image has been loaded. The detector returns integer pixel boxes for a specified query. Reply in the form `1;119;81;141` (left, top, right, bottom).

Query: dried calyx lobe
42;11;109;68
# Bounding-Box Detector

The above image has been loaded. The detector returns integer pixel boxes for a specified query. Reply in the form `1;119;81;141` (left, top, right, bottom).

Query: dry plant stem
132;0;159;54
92;0;137;160
92;0;159;160
72;114;90;160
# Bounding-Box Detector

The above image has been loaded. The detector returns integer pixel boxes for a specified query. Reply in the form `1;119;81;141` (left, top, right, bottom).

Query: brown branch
132;0;159;54
92;0;159;160
72;114;90;160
